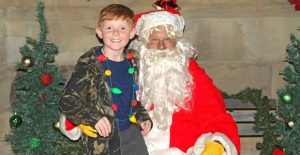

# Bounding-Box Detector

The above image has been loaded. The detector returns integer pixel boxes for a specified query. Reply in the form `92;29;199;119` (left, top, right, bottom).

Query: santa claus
130;10;240;155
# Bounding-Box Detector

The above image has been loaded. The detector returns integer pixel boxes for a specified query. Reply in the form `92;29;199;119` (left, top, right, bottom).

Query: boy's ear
130;28;136;39
95;27;103;39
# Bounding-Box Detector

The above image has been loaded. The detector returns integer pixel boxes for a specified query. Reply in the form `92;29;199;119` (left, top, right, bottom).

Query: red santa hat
134;9;185;37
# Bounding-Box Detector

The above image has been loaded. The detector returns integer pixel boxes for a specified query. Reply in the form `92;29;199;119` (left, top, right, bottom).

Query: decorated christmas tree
254;33;300;155
6;0;83;154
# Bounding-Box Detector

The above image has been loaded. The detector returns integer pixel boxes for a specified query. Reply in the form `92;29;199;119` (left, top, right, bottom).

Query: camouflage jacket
59;46;151;154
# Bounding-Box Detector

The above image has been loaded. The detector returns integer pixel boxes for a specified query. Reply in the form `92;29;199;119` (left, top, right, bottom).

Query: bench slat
228;110;256;122
223;99;276;137
238;123;262;137
225;99;276;110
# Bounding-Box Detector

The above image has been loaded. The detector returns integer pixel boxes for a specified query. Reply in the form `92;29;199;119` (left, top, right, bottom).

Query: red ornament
272;147;286;155
97;55;107;62
126;52;134;60
131;100;138;107
112;104;118;111
39;73;53;86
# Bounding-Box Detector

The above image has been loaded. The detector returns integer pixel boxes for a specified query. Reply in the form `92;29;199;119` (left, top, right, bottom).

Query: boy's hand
200;141;224;155
95;117;111;137
79;124;97;138
140;120;151;136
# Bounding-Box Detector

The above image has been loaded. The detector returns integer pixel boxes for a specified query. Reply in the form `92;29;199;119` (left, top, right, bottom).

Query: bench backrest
225;99;276;137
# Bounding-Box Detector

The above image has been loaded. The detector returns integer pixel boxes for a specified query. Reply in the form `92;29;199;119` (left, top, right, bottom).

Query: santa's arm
188;60;240;154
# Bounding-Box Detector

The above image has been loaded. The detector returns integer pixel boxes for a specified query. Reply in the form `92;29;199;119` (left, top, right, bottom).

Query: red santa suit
144;60;240;155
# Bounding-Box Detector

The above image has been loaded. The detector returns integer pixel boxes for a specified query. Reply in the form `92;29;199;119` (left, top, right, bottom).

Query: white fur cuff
59;114;81;141
193;132;238;155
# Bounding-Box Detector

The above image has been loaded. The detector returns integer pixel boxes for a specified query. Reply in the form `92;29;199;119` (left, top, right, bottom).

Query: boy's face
96;19;136;53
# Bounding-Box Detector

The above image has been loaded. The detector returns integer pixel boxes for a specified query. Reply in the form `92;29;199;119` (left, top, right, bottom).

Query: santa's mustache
142;49;182;66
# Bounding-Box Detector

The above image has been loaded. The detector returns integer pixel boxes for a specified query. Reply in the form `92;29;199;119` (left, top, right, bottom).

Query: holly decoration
280;92;293;104
9;114;22;128
39;73;53;86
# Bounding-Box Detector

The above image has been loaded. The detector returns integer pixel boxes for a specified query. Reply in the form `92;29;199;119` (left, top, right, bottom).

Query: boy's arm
134;101;153;129
59;53;106;127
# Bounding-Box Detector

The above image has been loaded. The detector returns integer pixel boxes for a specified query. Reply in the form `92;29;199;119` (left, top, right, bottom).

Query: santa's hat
134;9;185;37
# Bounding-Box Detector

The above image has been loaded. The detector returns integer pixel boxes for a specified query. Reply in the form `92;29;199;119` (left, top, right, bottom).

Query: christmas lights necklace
96;48;139;124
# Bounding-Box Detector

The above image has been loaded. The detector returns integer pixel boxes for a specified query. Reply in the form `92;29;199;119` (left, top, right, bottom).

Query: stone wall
2;0;300;97
1;0;300;154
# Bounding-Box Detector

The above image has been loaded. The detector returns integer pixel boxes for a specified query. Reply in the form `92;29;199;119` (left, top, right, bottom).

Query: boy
59;4;151;155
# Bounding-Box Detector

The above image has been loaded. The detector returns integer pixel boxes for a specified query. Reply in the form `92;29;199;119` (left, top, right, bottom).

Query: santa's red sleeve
170;60;240;154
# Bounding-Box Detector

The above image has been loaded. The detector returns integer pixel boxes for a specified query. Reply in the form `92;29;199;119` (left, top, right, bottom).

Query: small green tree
255;33;300;155
6;0;83;154
223;34;300;155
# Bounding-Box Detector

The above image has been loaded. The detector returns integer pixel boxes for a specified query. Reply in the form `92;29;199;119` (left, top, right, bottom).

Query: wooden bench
226;99;263;137
225;99;276;154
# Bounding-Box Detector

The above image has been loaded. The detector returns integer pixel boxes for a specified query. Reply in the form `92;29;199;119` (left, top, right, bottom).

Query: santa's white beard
138;47;193;130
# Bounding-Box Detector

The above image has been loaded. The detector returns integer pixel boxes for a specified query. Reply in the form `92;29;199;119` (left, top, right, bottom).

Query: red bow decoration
153;0;181;10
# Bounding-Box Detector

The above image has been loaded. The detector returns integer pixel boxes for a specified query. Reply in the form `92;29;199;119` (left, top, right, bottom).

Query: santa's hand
79;124;97;138
140;120;151;136
200;141;224;155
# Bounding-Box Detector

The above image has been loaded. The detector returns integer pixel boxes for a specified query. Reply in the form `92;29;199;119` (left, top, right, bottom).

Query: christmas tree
6;0;83;154
254;33;300;155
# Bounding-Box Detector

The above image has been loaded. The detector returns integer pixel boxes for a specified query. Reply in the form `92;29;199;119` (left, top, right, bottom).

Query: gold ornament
54;122;60;129
287;121;294;128
21;56;34;67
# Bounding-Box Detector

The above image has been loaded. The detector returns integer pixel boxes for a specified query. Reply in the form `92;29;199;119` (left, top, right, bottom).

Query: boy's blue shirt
101;49;136;131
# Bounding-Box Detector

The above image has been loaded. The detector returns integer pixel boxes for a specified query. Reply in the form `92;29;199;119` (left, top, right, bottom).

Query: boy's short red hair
97;4;135;28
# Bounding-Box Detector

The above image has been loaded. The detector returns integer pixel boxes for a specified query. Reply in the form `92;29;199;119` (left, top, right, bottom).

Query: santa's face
146;26;177;50
138;31;192;129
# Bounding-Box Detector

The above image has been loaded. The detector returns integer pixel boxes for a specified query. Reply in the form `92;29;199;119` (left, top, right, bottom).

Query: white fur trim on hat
135;11;185;37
